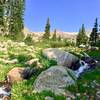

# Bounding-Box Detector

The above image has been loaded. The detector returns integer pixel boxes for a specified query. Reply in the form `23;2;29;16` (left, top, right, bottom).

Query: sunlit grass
0;38;100;100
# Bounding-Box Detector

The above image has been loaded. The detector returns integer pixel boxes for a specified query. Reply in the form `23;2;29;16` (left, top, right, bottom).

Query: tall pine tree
3;0;11;34
9;0;25;35
76;28;82;46
0;0;4;33
43;18;50;39
52;29;57;41
77;24;88;46
89;18;99;46
0;0;25;36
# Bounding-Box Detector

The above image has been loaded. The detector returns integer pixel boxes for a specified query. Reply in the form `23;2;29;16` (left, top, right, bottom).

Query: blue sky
24;0;100;32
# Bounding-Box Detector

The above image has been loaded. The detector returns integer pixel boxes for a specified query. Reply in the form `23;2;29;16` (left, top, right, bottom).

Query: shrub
4;32;25;42
9;53;16;60
96;40;100;47
17;54;32;64
24;35;34;45
36;51;57;69
50;41;65;48
48;39;76;48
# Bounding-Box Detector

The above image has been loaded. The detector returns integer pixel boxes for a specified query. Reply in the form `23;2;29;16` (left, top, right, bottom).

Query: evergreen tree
52;29;57;40
89;18;99;46
3;0;11;34
24;34;34;45
43;18;50;39
0;0;25;37
76;28;81;46
9;0;25;35
0;0;4;32
77;24;88;46
58;36;61;41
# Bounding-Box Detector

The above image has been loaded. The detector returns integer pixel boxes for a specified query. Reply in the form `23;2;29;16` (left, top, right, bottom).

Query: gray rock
76;93;81;97
79;44;86;48
5;59;18;64
90;47;99;51
45;96;54;100
66;97;71;100
65;92;75;99
25;58;39;66
33;66;77;95
96;91;100;100
25;58;43;68
43;48;79;68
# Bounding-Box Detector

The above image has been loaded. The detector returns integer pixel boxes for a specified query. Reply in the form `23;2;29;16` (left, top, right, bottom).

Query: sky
24;0;100;32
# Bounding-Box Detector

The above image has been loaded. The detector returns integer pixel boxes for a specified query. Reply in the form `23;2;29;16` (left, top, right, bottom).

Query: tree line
43;17;100;47
0;1;99;46
77;18;100;46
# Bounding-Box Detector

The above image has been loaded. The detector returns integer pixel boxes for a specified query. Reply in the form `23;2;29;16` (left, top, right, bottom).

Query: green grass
87;50;100;59
0;38;100;100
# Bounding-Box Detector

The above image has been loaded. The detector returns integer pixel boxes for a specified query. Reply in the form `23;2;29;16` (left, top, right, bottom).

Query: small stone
23;90;28;94
83;92;87;96
64;91;75;99
66;97;71;100
76;93;81;96
45;96;54;100
25;58;39;66
83;83;87;87
96;91;100;100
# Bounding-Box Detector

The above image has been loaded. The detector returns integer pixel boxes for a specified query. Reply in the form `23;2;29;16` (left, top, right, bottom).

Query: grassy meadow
0;37;100;100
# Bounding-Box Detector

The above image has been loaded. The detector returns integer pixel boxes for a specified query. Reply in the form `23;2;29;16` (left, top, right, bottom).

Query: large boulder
33;66;77;95
43;48;79;68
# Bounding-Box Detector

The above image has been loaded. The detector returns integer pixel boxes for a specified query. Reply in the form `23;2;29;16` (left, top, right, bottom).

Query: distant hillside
23;27;91;42
23;27;78;41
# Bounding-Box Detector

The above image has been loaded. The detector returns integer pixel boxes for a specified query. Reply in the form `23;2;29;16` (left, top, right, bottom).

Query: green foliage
24;35;34;45
0;35;11;41
34;39;75;49
86;50;100;59
96;40;100;47
77;24;88;46
43;18;50;40
0;0;25;39
0;39;100;99
89;18;99;46
57;36;61;41
8;53;16;60
50;41;66;48
4;32;25;42
0;1;5;33
49;39;75;48
17;54;32;64
40;91;66;100
13;32;24;42
36;51;57;69
9;0;25;35
67;66;100;99
52;29;57;41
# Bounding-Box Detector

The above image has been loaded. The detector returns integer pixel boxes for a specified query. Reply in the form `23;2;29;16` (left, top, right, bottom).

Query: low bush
96;40;100;47
4;33;25;42
24;35;34;45
50;41;65;48
36;51;57;69
17;54;32;64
